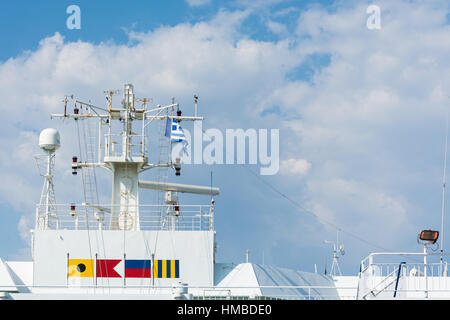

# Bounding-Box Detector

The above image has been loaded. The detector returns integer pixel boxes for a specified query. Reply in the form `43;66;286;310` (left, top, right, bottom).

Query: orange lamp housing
419;230;439;244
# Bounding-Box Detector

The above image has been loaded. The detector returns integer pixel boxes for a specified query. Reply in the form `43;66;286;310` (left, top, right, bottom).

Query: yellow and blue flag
153;260;179;278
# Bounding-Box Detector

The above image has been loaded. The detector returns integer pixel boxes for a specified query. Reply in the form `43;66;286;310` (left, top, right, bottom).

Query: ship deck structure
0;84;448;300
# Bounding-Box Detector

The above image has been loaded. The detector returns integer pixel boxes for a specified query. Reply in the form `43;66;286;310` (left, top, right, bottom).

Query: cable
242;165;430;265
242;165;391;252
75;117;94;287
192;120;391;252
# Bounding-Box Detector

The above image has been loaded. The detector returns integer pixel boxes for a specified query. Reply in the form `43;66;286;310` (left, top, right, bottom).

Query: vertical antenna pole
45;150;52;228
441;107;449;269
170;97;175;163
337;230;339;249
98;119;102;164
64;96;68;117
194;95;198;118
142;102;145;156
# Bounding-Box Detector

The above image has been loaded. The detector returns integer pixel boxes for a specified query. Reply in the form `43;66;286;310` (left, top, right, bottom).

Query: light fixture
419;230;439;244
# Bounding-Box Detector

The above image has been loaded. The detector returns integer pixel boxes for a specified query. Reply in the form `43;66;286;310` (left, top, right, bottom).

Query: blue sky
0;0;450;276
0;1;189;60
0;0;333;61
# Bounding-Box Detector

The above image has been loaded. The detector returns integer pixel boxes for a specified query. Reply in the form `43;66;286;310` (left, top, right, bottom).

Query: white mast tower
51;83;219;230
35;128;61;230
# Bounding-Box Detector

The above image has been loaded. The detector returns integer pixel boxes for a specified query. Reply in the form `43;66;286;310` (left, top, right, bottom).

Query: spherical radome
39;128;61;151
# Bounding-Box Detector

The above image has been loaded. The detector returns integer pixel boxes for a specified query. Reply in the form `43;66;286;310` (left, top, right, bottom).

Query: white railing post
66;253;69;288
424;246;428;298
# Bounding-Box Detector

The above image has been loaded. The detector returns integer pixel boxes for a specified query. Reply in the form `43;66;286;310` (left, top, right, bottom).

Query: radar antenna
324;232;344;277
35;128;61;229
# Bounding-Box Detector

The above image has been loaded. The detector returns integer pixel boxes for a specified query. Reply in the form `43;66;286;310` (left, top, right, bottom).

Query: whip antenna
441;104;449;268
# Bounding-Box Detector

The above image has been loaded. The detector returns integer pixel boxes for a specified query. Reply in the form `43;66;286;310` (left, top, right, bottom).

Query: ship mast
50;83;206;231
35;129;61;230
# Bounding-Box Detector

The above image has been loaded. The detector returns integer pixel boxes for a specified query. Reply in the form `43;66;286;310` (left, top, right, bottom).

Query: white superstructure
1;83;450;300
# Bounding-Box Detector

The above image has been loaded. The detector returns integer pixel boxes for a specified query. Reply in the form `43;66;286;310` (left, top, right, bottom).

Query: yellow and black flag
68;259;94;277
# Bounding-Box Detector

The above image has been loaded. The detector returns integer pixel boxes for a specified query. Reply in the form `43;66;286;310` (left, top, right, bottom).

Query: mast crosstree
50;83;216;231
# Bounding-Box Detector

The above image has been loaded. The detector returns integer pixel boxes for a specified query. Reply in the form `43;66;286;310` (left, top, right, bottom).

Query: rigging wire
192;120;392;253
242;165;391;252
75;115;94;286
81;105;108;290
242;164;430;265
192;121;434;265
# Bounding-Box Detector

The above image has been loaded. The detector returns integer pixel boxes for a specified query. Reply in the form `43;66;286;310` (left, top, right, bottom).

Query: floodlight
419;230;439;244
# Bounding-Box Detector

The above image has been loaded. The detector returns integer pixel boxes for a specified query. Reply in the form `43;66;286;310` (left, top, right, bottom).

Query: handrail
360;252;450;272
35;203;214;231
393;262;406;298
362;265;401;299
0;284;357;300
358;252;450;299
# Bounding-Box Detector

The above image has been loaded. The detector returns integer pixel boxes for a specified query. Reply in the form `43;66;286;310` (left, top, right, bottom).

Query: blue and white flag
165;117;189;155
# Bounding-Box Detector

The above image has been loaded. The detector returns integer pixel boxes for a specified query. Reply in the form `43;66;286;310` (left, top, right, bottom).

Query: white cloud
280;158;311;175
185;0;211;6
250;0;450;256
307;178;410;231
1;1;450;268
0;9;300;245
266;20;288;35
303;177;414;256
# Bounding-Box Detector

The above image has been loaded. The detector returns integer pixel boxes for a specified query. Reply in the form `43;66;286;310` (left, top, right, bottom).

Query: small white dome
39;128;61;151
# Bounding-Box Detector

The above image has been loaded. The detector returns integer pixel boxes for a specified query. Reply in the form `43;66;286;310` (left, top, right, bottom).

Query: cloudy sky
0;0;449;275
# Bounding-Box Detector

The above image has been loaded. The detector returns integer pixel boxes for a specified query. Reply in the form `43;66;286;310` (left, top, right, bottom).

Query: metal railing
35;203;214;231
358;252;450;299
104;133;148;158
0;284;357;300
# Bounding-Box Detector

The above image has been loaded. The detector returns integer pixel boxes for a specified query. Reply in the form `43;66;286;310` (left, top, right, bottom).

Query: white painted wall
33;230;215;288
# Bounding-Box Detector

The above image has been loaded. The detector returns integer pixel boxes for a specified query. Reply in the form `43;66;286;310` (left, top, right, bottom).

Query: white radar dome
39;128;61;151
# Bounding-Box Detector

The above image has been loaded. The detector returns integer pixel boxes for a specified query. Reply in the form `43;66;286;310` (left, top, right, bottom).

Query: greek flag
165;117;188;155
